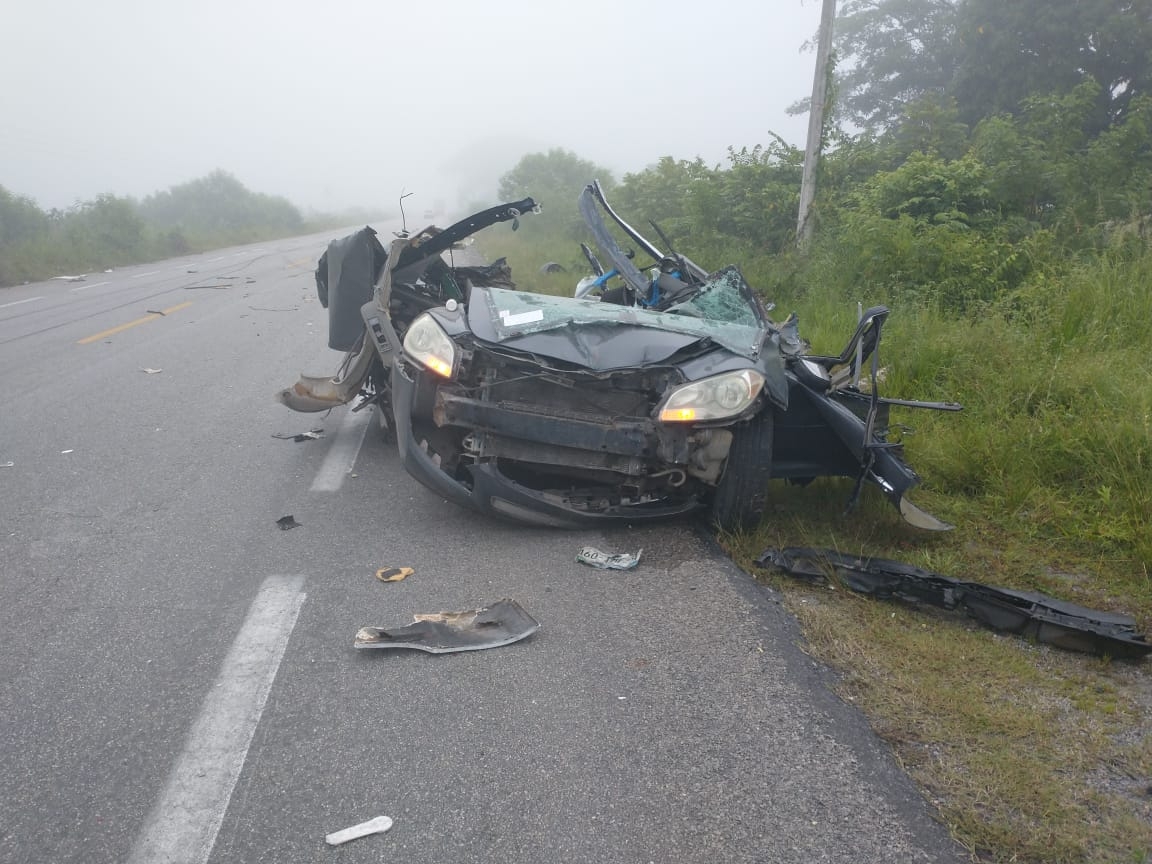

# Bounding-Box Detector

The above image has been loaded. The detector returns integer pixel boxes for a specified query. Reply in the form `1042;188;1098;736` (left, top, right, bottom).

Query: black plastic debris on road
276;515;302;530
354;599;538;654
757;547;1151;659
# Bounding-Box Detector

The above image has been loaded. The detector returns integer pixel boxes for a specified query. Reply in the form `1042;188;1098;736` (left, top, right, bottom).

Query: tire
710;409;774;531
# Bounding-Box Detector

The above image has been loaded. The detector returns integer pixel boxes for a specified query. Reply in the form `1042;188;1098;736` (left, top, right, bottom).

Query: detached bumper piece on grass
757;547;1151;659
354;599;539;654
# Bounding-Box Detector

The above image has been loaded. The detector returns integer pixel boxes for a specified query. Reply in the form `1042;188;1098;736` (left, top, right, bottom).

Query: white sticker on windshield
499;309;544;326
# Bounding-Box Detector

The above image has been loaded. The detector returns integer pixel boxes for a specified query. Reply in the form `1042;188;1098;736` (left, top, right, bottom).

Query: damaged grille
433;348;689;474
470;349;675;418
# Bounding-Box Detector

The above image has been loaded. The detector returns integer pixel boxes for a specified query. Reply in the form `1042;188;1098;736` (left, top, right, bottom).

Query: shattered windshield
662;266;763;328
479;275;767;358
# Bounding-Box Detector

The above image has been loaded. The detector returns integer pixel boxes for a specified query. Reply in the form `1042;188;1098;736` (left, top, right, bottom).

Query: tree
137;170;302;244
818;0;960;130
499;149;615;238
0;186;49;251
952;0;1152;132
498;149;614;209
823;0;1152;134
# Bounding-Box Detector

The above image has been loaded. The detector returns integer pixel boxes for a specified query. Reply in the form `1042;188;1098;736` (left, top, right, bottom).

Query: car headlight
402;313;457;378
658;369;764;423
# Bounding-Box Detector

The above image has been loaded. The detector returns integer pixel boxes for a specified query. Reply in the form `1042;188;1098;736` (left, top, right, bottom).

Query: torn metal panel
354;599;539;653
274;336;375;412
576;547;643;570
756;547;1151;659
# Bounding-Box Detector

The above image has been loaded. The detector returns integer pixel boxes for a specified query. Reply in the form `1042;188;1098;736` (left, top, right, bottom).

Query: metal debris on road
757;546;1152;659
271;429;324;442
275;515;302;530
354;598;539;653
375;566;414;583
140;368;163;374
1;461;13;468
51;274;86;282
576;547;643;570
324;815;393;846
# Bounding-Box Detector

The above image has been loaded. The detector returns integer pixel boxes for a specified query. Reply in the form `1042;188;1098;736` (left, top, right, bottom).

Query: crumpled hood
466;285;766;371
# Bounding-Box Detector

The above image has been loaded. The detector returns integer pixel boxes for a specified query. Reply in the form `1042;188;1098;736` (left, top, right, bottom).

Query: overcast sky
1;0;822;214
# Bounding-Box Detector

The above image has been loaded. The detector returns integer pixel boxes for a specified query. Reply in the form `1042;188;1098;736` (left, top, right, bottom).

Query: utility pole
796;0;836;247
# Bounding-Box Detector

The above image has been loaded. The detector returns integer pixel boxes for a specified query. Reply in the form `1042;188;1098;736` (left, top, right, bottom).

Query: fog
1;0;821;215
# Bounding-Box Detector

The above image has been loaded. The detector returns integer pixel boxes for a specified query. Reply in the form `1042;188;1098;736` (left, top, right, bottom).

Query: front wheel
710;409;774;531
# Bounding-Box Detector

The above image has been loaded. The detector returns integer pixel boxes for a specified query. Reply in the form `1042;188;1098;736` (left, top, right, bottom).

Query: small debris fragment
1;461;14;468
146;310;166;316
60;449;74;454
271;429;324;442
576;547;642;570
51;274;86;282
276;515;301;531
140;368;163;374
325;815;393;846
355;599;539;653
184;284;233;290
375;566;414;583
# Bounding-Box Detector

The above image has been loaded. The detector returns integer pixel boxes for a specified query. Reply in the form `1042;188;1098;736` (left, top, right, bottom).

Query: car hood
467;283;767;371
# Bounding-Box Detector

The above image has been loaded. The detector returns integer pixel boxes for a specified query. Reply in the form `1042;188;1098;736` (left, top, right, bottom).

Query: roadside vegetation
483;2;1152;861
0;170;374;287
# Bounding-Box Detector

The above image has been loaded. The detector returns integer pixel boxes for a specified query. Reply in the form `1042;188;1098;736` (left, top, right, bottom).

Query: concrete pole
797;0;837;247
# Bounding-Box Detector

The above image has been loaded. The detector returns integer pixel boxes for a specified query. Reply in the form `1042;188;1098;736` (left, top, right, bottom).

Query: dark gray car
278;185;960;530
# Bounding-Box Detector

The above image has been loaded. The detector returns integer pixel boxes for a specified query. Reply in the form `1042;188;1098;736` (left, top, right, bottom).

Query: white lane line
126;575;306;864
131;270;161;279
0;296;43;309
69;280;111;292
310;407;373;492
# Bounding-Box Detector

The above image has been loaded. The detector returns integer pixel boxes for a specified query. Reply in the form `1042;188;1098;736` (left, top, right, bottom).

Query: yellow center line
77;301;194;345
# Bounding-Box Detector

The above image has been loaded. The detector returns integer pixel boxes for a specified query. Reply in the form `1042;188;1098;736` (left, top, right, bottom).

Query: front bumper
390;362;702;528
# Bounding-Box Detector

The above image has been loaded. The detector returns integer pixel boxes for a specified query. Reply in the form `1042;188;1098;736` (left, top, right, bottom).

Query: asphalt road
0;233;967;863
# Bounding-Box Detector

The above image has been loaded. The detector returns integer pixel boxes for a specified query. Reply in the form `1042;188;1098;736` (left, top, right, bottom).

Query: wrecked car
277;184;960;530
